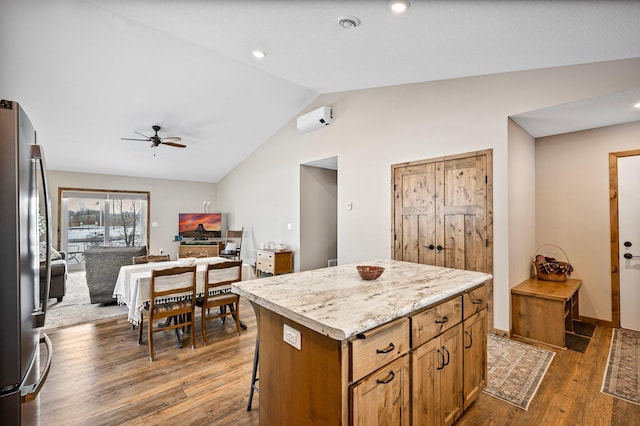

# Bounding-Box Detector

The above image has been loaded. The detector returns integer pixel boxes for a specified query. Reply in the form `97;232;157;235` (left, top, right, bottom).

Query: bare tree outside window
111;199;141;247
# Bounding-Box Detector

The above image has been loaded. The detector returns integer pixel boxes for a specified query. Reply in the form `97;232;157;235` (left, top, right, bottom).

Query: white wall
48;170;216;259
300;165;338;271
508;119;537;291
217;58;640;332
536;121;640;322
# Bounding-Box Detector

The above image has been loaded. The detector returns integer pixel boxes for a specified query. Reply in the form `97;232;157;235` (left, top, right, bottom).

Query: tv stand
178;241;222;258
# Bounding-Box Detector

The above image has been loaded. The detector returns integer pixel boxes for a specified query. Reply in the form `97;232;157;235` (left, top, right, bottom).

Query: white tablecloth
113;257;255;325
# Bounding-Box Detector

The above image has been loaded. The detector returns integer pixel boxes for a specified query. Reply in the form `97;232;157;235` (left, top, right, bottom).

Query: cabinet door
352;355;410;426
411;324;463;426
411;337;439;425
439;324;463;426
392;152;490;273
463;309;487;410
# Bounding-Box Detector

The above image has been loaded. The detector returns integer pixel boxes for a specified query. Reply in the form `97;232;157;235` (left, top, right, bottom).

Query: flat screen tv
178;213;223;239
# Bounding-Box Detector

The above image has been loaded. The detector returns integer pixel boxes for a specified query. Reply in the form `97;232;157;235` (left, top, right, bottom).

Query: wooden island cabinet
232;260;491;425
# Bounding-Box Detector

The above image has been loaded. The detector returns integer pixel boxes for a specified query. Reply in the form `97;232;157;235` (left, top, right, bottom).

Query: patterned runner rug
601;328;640;405
483;334;555;410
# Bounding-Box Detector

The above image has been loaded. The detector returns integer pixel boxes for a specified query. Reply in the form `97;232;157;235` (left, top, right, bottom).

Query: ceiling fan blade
121;138;151;141
134;131;150;139
161;136;182;142
161;141;187;148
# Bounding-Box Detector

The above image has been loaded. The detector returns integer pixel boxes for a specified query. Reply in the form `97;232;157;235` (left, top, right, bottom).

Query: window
58;188;150;265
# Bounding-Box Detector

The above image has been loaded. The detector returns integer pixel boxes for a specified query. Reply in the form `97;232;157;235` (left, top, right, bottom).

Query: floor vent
328;259;338;267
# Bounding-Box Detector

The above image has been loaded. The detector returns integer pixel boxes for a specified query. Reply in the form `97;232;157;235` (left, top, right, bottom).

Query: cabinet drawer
411;297;462;348
257;251;274;261
463;284;487;320
256;259;274;273
351;318;410;382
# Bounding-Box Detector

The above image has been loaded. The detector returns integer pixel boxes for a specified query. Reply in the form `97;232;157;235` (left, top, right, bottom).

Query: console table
511;277;582;348
178;243;221;258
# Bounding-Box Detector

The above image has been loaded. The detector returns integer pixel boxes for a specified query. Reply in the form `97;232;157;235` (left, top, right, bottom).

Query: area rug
483;334;555;410
601;328;640;405
43;270;127;331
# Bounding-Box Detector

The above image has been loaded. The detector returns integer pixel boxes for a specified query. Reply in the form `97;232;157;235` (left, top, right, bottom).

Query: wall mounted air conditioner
296;106;333;134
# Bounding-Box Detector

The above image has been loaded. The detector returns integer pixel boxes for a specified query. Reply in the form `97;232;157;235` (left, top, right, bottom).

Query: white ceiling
2;1;640;182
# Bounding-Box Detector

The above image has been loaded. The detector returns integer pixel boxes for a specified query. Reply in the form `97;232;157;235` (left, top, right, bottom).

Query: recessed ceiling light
338;15;360;29
390;0;410;13
634;102;640;109
251;49;266;60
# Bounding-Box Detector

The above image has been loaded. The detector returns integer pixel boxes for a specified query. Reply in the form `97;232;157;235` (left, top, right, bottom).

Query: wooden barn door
392;150;493;324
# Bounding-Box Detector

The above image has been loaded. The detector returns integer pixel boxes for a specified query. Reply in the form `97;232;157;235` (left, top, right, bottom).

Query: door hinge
485;175;488;184
485;239;489;247
0;99;13;110
394;183;397;191
394;233;397;241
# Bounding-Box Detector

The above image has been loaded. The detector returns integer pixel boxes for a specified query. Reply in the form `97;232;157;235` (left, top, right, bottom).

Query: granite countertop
232;259;492;341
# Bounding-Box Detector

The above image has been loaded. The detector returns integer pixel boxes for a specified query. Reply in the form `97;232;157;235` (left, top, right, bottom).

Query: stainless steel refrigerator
0;99;53;424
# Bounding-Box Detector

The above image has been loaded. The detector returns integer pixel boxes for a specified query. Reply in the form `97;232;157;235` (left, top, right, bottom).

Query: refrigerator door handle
21;333;53;402
31;144;51;328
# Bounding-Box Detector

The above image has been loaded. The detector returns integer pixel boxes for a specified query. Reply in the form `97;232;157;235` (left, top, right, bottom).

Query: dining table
113;256;255;326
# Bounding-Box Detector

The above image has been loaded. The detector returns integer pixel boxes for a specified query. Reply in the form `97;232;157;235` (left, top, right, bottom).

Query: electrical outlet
283;324;301;350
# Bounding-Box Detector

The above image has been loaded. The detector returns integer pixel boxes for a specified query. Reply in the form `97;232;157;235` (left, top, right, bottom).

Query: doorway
299;157;338;271
609;150;640;331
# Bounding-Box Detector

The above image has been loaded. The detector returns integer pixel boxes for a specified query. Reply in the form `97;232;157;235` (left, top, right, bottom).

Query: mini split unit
296;106;333;133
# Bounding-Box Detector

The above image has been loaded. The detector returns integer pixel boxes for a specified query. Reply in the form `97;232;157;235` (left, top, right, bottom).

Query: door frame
608;148;640;328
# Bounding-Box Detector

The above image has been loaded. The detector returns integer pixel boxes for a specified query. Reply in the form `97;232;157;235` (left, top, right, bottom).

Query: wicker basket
533;244;573;282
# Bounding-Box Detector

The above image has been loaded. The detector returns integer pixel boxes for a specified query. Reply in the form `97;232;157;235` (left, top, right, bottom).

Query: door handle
624;241;632;247
465;330;473;349
436;348;445;370
376;342;396;354
376;370;396;384
436;245;444;251
425;244;435;250
623;253;639;259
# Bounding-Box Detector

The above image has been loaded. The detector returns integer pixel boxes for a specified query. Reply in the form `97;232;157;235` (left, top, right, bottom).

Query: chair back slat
151;266;197;302
206;261;242;291
133;254;171;264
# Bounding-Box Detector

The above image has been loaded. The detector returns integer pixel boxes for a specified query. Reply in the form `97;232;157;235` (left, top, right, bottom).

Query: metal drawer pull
442;346;450;366
465;330;473;349
376;342;395;354
472;299;483;305
436;348;445;370
376;370;396;384
435;316;448;324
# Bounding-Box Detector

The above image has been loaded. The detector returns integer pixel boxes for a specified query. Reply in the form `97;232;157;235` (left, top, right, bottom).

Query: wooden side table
256;249;293;277
511;277;582;348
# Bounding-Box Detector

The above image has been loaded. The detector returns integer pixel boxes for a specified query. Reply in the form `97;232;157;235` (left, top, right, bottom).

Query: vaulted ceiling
2;1;639;182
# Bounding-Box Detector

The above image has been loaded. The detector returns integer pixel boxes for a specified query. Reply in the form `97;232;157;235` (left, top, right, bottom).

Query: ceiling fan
121;125;186;148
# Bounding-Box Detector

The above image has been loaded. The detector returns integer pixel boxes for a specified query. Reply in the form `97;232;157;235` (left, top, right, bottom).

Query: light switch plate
283;324;301;350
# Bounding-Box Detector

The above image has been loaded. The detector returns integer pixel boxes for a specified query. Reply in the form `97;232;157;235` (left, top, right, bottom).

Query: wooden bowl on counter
356;265;385;281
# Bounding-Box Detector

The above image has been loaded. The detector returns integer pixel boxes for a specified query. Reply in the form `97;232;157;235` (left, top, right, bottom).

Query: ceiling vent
296;106;333;134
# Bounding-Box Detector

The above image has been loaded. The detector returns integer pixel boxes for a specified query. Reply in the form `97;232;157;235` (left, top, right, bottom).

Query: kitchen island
232;260;492;425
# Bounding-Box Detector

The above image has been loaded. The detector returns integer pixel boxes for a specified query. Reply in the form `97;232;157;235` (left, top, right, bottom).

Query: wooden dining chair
132;254;171;264
197;261;243;344
220;227;244;260
137;265;197;361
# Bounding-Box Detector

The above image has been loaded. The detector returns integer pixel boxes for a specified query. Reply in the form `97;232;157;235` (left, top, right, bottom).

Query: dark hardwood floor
26;300;639;425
